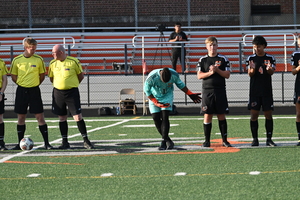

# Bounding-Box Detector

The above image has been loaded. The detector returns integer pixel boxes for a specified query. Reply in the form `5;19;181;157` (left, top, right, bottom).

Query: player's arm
266;60;275;75
78;72;84;83
11;74;17;84
181;86;201;104
147;94;170;108
247;60;255;77
197;68;214;79
39;73;45;85
214;67;230;79
292;60;300;75
0;74;7;102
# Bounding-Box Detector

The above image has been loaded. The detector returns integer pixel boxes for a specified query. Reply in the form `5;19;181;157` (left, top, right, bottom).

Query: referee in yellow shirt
48;44;93;149
10;38;53;150
0;58;8;151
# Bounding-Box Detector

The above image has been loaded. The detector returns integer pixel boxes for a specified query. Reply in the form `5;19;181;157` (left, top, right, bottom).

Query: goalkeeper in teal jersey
144;67;201;150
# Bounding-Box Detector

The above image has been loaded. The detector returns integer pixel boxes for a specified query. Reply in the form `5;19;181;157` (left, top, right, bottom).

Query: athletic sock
265;119;273;139
203;123;212;143
77;119;89;142
59;121;68;143
39;124;49;145
0;122;4;142
250;120;258;139
296;122;300;140
17;124;26;143
218;119;228;142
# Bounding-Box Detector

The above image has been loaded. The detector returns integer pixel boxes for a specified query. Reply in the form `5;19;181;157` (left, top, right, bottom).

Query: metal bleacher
0;30;297;74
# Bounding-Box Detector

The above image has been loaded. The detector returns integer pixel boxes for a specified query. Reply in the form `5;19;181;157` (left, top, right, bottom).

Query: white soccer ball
19;138;34;150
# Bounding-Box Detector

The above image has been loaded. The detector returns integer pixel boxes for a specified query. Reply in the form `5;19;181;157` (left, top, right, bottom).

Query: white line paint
0;119;130;163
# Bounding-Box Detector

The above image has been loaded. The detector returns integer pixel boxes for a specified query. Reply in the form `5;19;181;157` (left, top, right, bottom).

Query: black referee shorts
52;87;82;116
14;86;44;114
201;89;229;114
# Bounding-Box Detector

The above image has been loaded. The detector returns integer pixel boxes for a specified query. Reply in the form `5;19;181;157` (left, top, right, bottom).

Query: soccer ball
19;138;34;150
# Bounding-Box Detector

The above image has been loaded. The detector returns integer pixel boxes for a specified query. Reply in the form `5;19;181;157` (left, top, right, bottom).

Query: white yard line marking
0;119;130;163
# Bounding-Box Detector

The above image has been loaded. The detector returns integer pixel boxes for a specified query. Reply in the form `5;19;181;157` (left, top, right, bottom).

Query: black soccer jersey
291;51;300;92
246;53;276;97
197;53;230;90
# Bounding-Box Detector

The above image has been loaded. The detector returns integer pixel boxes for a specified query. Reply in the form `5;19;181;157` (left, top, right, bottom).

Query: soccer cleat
266;139;277;147
202;141;210;147
0;145;7;151
166;140;174;150
84;140;94;149
58;142;70;149
297;141;300;146
11;144;21;150
251;139;259;146
158;140;167;150
0;141;7;151
44;144;54;150
222;141;232;147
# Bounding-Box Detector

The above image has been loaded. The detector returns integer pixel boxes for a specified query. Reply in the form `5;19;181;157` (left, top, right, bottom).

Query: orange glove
186;90;202;104
150;97;170;108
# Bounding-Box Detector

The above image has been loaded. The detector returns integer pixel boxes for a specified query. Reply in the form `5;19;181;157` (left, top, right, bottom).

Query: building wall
0;0;298;30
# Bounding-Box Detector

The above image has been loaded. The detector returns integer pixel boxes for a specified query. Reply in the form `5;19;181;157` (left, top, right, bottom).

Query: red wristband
186;90;193;95
149;97;158;104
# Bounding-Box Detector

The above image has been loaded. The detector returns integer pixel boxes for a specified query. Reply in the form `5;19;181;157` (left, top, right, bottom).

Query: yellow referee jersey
48;56;83;90
0;59;8;88
10;54;46;87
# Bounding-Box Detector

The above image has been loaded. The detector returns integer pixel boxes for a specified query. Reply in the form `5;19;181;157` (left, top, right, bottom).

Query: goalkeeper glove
149;97;170;108
186;90;202;103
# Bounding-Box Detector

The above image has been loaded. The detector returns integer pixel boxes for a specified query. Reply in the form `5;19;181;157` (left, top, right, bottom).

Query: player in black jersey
246;35;277;147
291;36;300;146
197;36;232;147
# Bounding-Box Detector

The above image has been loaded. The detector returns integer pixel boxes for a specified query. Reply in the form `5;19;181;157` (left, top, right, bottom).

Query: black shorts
52;87;82;116
0;93;5;114
14;86;44;114
248;96;274;111
201;89;229;114
294;91;300;104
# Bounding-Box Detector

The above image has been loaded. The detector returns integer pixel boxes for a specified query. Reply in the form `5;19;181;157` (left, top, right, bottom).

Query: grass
0;115;300;199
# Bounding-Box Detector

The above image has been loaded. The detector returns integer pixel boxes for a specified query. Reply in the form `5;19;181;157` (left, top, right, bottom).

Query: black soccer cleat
251;139;259;146
297;141;300;146
44;144;54;150
0;141;7;151
266;139;277;147
222;141;232;147
58;142;71;149
202;141;210;147
158;140;167;150
84;140;94;149
11;144;21;150
166;140;174;150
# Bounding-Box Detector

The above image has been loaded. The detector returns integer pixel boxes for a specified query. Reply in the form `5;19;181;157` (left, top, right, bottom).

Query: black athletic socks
203;123;212;142
59;121;68;143
77;119;89;142
250;120;258;139
265;119;273;139
39;124;50;144
17;124;26;142
0;122;4;142
218;119;228;142
296;122;300;140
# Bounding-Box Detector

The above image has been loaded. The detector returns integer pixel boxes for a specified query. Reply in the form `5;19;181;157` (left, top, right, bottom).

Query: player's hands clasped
150;97;170;108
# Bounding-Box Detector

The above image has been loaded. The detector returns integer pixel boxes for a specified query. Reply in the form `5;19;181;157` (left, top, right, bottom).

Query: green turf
1;115;300;199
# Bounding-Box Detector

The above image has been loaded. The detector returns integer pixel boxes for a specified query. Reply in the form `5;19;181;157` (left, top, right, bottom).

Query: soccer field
0;115;300;199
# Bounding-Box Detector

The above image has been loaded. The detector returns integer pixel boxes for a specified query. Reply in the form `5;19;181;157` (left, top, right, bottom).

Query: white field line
3;116;296;123
0;119;130;163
